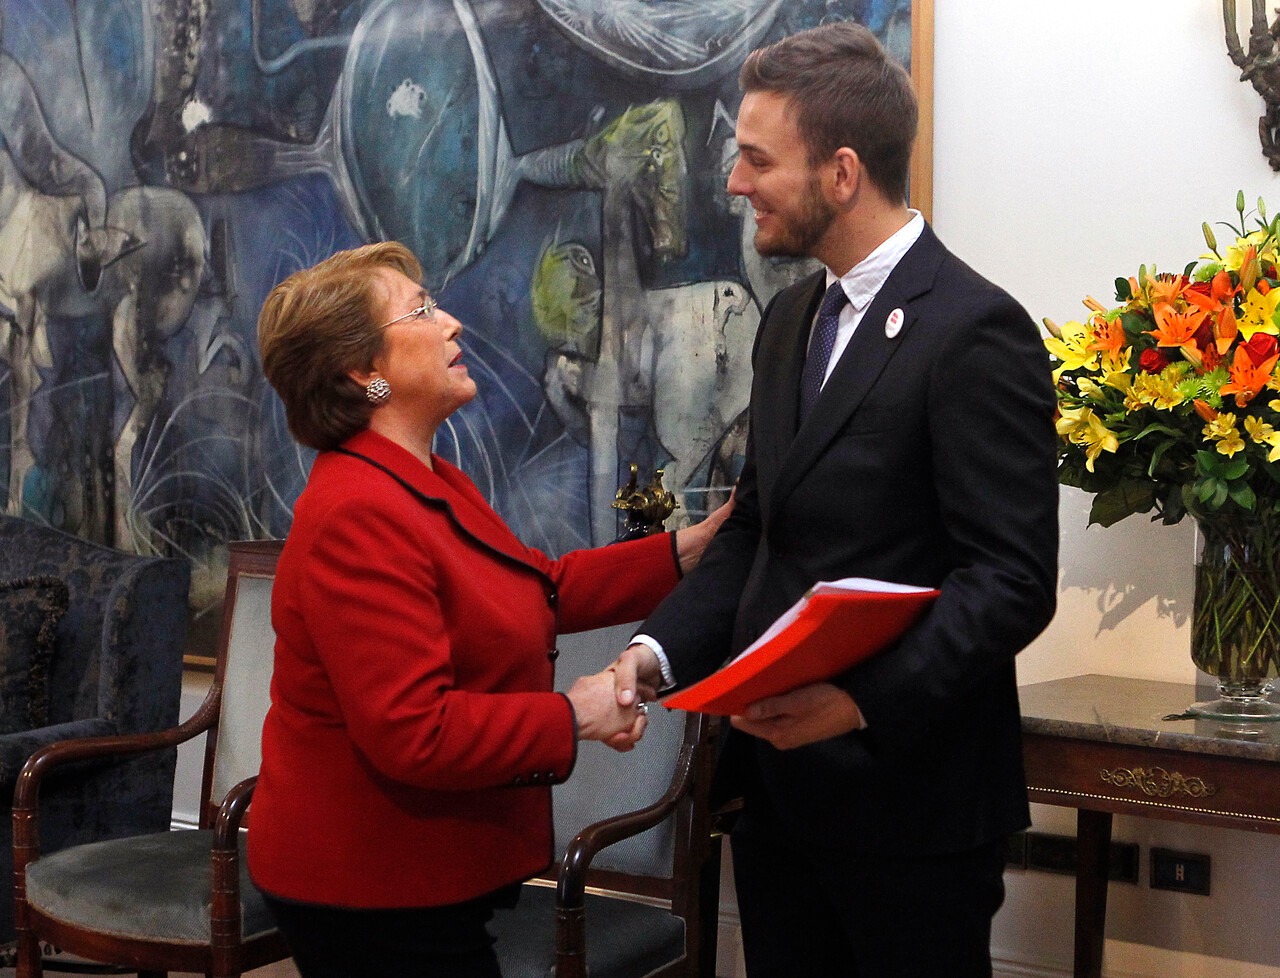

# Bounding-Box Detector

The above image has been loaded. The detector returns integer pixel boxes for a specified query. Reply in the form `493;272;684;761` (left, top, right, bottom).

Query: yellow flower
1077;377;1104;399
1044;321;1099;381
1238;285;1280;339
1057;405;1118;471
1204;412;1246;456
1245;415;1280;462
1101;349;1132;379
1221;230;1279;272
1215;430;1247;457
1130;371;1185;411
1103;366;1133;394
1204;413;1239;440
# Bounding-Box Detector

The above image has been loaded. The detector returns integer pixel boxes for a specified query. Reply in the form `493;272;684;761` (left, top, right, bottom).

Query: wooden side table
1019;674;1280;978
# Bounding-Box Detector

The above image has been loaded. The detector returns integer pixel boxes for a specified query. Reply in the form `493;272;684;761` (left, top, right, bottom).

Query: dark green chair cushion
0;577;68;735
491;885;685;978
23;830;275;945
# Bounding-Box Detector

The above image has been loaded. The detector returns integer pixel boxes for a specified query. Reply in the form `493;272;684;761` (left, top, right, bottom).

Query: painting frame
910;0;934;223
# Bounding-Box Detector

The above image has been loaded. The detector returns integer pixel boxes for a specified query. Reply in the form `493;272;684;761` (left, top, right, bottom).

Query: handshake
565;643;663;752
566;640;866;752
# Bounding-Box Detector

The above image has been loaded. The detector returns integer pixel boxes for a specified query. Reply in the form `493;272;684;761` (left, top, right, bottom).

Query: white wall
933;2;1280;975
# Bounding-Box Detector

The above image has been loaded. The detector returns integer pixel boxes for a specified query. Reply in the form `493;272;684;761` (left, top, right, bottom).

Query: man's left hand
731;682;863;749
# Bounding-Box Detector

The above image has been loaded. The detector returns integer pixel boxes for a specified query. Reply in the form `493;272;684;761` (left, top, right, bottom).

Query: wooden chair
491;622;723;978
12;540;287;978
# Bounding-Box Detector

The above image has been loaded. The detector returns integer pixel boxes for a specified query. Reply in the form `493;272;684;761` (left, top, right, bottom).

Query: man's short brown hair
257;242;423;451
740;22;917;204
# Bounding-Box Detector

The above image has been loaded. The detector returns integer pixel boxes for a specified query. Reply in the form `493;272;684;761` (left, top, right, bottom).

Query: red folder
660;578;939;716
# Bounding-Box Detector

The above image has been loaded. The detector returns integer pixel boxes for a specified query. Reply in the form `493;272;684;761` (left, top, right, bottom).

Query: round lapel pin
885;307;905;338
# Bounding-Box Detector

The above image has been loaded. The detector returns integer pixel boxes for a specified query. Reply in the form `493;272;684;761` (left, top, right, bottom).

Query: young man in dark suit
612;21;1060;977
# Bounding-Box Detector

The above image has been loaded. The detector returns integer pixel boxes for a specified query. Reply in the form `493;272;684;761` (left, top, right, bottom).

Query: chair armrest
0;719;116;784
213;776;256;850
556;741;697;909
209;776;257;946
12;690;222;855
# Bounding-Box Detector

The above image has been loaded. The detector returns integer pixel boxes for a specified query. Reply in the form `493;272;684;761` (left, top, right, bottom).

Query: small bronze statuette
612;464;678;542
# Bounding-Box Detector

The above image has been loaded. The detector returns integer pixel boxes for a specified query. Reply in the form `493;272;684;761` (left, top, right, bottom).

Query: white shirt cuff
629;633;676;690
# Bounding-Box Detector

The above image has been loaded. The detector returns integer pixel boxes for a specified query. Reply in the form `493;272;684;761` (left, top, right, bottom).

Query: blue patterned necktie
799;280;849;422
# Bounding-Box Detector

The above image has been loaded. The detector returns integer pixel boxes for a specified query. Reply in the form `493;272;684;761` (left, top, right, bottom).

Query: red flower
1245;333;1280;366
1139;348;1171;373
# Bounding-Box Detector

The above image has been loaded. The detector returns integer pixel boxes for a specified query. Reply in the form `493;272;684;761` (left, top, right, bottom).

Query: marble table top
1018;673;1280;762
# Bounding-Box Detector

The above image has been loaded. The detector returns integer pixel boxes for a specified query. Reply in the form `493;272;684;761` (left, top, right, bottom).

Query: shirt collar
825;209;926;312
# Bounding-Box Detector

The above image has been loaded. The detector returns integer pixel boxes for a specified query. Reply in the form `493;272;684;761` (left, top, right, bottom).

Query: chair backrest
200;540;282;827
0;514;188;729
551;622;715;897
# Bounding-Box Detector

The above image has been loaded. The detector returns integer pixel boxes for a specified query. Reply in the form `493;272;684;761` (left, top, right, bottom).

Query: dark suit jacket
248;429;680;908
642;224;1059;855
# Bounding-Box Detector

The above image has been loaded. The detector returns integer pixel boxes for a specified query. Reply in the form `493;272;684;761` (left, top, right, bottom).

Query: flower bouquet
1045;193;1280;719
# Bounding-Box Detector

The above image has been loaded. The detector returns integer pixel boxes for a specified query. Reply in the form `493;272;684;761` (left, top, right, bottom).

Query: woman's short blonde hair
258;242;423;450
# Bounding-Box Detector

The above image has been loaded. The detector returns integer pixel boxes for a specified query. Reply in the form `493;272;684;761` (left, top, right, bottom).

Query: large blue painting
0;0;919;629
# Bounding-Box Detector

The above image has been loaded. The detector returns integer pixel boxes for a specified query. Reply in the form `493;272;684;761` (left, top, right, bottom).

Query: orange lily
1085;315;1126;363
1147;273;1187;311
1145;305;1207;365
1184;269;1240;353
1220;346;1280;407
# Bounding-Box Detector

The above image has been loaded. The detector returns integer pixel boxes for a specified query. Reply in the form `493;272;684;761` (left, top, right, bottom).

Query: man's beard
753;172;836;259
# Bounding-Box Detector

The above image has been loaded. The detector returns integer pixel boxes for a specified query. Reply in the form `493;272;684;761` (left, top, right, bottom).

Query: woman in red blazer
248;242;725;978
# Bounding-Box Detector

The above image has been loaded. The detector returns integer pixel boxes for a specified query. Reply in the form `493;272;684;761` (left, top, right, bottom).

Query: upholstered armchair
0;515;189;953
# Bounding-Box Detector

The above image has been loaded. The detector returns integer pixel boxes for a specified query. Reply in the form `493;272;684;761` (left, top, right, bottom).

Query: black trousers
262;886;519;978
730;794;1008;978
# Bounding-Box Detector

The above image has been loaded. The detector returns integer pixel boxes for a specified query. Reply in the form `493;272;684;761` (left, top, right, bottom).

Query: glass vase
1189;514;1280;721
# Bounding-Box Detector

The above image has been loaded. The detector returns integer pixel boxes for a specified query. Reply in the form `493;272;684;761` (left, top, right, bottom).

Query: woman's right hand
567;670;647;752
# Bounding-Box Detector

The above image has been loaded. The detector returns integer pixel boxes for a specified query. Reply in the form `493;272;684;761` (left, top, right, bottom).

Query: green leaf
1114;277;1132;301
1119;311;1151;342
1220;459;1251;481
1198;477;1221;502
1212;481;1230;508
1134;422;1182;441
1196;450;1250;481
1088;481;1156;527
1148;438;1176;477
1230;483;1258;510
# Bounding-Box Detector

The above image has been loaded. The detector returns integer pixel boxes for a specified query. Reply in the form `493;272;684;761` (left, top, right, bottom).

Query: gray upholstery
492;886;685;978
209;572;275;802
23;830;274;945
0;515;189;945
491;621;697;977
552;624;683;877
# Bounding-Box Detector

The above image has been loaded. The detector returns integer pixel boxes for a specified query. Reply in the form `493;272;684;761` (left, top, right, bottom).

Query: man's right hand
612;643;662;708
